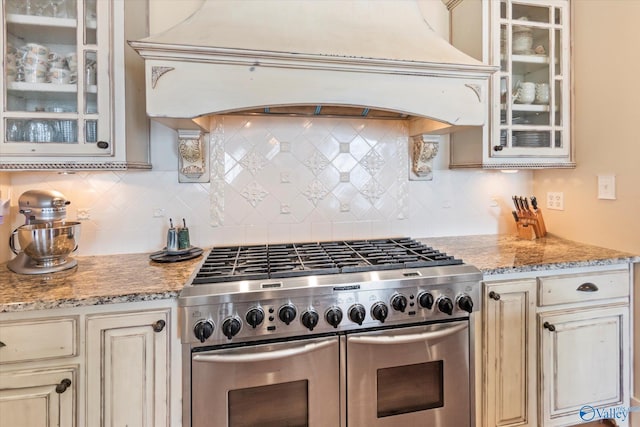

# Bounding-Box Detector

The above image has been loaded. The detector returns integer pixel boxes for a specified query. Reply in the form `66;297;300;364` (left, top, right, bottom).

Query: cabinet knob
488;291;501;301
97;141;109;149
0;341;5;348
543;321;556;332
55;378;72;394
493;145;504;152
576;282;598;292
152;319;166;333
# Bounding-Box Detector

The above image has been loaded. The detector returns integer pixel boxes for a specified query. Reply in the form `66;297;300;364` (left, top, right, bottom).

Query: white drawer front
0;317;77;364
538;270;629;306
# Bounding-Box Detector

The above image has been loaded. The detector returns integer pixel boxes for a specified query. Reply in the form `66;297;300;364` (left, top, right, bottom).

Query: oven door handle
192;339;335;363
348;322;468;345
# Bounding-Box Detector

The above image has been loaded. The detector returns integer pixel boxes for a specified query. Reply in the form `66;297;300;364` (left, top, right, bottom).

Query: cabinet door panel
0;367;76;427
484;280;537;427
86;310;169;427
540;306;629;425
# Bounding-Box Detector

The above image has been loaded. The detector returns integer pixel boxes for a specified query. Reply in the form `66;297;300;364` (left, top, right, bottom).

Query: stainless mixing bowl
12;221;81;267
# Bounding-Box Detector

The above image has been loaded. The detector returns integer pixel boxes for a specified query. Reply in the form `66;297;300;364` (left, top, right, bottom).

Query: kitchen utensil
7;190;80;274
167;218;179;253
150;246;203;263
514;82;536;104
178;218;190;250
10;221;81;266
535;83;550;104
511;195;547;239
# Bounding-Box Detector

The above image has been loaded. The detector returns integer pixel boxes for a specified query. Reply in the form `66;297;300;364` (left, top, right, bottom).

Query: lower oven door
191;336;340;427
346;320;470;427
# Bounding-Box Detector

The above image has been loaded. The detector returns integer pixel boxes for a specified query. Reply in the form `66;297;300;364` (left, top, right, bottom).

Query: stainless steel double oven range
179;238;482;427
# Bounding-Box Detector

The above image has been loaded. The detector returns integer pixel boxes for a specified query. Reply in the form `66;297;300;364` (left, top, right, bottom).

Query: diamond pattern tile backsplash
3;117;532;257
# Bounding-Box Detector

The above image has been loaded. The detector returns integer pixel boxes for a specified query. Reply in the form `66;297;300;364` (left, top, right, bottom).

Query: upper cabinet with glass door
1;0;149;170
449;0;574;169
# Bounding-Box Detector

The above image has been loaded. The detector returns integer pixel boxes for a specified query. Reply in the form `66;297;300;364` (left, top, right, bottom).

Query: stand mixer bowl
11;221;81;267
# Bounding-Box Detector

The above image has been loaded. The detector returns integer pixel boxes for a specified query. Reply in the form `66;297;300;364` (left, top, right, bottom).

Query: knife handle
512;211;519;222
530;196;538;210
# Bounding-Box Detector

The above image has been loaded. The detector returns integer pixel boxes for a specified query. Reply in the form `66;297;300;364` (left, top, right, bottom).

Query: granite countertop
1;234;637;313
0;252;204;313
423;234;638;275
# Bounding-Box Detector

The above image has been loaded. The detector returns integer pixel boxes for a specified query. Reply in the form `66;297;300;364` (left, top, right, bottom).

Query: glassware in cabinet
493;0;571;164
1;0;150;169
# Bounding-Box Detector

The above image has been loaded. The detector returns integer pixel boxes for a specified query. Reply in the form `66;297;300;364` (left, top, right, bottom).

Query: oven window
377;361;444;418
228;380;309;427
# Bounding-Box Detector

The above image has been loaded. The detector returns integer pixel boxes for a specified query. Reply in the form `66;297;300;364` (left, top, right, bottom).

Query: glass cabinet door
492;0;570;159
2;0;111;156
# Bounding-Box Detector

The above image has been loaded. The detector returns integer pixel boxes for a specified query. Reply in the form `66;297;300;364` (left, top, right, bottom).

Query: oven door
191;336;340;427
346;320;470;427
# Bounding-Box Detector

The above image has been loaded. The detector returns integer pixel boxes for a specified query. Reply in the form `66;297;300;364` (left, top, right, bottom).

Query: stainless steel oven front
190;336;340;427
345;320;470;427
187;319;470;427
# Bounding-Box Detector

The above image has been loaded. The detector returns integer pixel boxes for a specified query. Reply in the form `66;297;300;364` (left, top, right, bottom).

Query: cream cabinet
482;279;537;427
481;265;631;427
0;300;179;427
86;309;170;427
449;0;574;169
0;0;149;170
0;316;78;427
0;367;76;427
538;270;631;427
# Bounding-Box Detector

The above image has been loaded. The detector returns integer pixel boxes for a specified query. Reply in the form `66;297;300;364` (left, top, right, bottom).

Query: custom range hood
130;0;496;128
130;0;497;180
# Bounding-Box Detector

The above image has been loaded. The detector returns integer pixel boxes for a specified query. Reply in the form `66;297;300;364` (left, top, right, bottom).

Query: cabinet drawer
538;270;629;306
0;317;77;364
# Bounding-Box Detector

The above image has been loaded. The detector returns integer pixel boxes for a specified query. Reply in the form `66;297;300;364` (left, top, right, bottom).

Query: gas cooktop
191;237;462;285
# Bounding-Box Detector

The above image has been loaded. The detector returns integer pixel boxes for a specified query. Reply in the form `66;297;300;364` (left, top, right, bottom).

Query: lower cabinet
0;367;76;427
539;306;629;426
0;301;177;427
482;266;631;427
86;310;170;427
483;279;537;427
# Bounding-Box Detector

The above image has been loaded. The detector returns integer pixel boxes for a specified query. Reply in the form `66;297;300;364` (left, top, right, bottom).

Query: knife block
516;223;537;240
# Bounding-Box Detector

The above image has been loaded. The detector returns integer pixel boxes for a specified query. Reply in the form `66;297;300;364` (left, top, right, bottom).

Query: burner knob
348;304;366;325
325;307;343;328
437;297;454;315
391;294;408;313
457;295;474;313
371;302;388;323
278;304;297;325
193;320;214;343
222;317;242;340
301;310;320;331
417;292;435;309
245;307;265;328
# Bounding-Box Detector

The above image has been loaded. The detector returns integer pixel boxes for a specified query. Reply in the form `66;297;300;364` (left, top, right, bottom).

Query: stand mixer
8;190;81;275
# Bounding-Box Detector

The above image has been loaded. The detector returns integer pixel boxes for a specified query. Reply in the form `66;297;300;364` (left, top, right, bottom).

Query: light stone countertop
1;234;637;313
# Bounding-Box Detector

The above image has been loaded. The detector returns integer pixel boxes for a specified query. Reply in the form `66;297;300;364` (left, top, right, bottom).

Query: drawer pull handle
488;291;501;301
577;282;599;292
543;322;556;332
55;379;72;394
152;320;166;333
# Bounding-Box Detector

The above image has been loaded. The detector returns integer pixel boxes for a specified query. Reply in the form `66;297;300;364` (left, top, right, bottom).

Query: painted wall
533;0;640;255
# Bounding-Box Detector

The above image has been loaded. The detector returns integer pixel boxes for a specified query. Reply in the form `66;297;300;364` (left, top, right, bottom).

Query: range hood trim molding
130;41;497;79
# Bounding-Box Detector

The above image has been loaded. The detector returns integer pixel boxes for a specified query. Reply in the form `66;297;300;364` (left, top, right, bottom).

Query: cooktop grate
192;238;462;285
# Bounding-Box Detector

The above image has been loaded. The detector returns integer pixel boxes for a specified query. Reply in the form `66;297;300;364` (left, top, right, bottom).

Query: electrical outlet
546;192;564;210
77;208;91;220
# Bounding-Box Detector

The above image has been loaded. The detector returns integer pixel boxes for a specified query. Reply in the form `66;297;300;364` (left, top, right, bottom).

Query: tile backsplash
3;117;531;258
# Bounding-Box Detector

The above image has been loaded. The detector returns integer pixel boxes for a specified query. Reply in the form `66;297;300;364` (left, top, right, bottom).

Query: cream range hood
129;0;497;180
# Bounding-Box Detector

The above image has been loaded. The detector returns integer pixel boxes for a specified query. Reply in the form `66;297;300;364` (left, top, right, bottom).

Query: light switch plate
597;174;616;200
